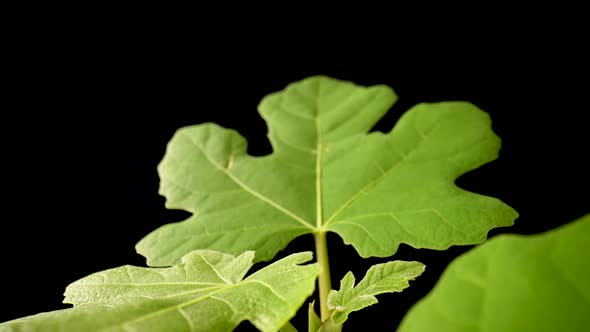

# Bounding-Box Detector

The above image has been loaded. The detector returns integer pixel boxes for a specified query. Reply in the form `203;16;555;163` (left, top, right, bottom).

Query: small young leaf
317;318;343;332
279;321;298;332
397;214;590;332
0;251;319;332
137;75;517;266
308;302;322;332
328;261;425;324
308;302;343;332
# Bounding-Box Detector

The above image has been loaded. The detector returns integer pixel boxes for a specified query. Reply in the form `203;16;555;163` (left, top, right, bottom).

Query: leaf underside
397;214;590;332
136;75;518;266
0;251;319;332
328;261;425;324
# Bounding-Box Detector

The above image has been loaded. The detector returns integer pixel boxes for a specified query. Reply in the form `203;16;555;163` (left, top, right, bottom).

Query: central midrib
190;83;398;233
315;80;323;230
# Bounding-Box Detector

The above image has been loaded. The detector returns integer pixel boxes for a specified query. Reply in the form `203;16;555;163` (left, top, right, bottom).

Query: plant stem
314;230;332;321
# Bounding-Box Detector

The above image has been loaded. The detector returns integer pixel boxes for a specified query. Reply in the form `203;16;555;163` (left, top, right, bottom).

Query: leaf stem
314;230;332;321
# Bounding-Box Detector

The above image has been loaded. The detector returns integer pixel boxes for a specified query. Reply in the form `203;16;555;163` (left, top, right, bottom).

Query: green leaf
397;214;590;332
136;75;517;266
0;251;319;332
328;261;425;324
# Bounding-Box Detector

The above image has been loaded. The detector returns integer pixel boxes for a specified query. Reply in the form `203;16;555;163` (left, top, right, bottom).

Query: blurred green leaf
398;214;590;332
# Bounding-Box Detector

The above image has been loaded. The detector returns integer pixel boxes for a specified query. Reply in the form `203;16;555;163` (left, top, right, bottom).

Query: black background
1;73;588;330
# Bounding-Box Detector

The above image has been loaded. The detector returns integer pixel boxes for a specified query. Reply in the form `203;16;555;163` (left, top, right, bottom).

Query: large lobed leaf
0;251;319;332
397;214;590;332
136;75;518;266
328;261;425;325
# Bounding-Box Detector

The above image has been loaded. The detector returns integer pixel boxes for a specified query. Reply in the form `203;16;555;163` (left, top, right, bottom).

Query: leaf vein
247;280;288;303
179;131;314;231
177;307;195;331
331;221;388;251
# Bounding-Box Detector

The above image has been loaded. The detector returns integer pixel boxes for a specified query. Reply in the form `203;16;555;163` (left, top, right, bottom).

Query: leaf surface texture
137;75;518;265
0;251;319;332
